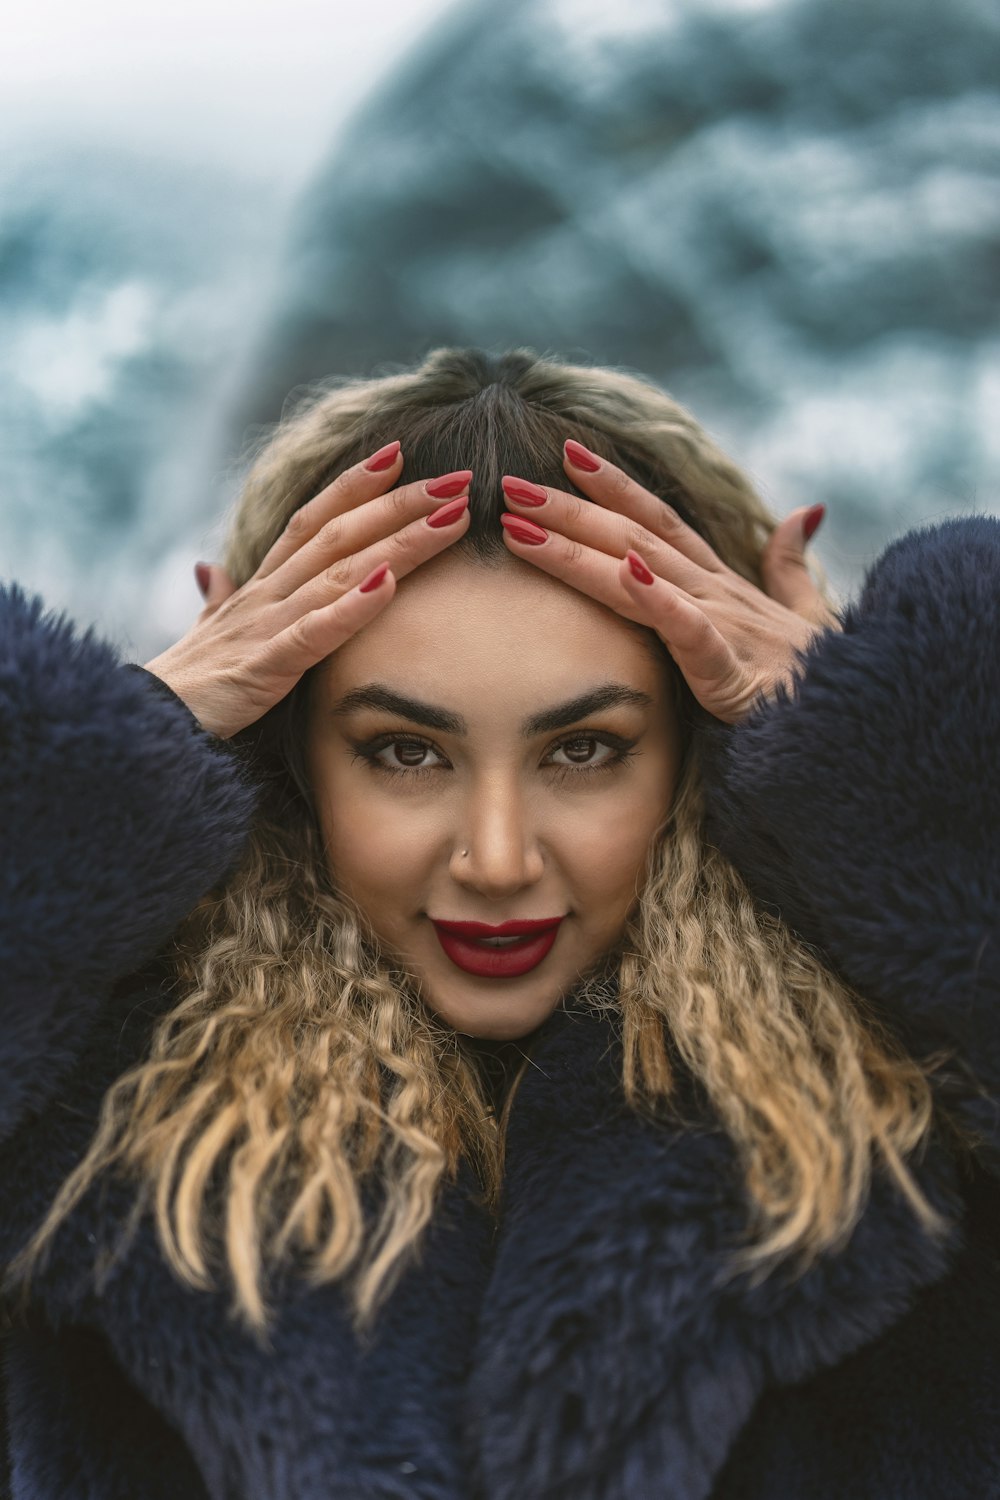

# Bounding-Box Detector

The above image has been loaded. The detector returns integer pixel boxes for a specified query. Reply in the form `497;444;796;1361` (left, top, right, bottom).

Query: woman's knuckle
286;614;318;653
397;520;433;557
623;521;648;554
317;515;345;552
389;487;412;522
283;506;311;542
322;557;354;591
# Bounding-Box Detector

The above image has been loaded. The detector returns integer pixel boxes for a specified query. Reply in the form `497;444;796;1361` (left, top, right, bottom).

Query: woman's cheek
575;797;659;882
318;796;433;899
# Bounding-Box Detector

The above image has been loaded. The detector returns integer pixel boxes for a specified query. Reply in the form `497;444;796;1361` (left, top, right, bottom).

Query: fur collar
465;998;966;1500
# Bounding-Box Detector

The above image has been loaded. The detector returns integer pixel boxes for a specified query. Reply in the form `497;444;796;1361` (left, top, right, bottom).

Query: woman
1;346;997;1499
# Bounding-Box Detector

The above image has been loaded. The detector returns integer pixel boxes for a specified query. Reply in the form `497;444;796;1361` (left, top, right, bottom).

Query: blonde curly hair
5;347;968;1349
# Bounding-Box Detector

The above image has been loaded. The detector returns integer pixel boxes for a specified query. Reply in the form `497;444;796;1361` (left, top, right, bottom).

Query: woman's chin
416;975;565;1041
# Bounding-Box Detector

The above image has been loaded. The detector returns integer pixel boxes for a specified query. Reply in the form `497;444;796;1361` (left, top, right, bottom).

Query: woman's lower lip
432;925;560;978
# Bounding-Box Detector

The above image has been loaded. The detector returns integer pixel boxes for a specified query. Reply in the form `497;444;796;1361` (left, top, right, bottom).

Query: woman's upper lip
431;916;566;937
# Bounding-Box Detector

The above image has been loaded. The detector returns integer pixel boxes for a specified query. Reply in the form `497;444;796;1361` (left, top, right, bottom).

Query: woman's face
304;551;683;1040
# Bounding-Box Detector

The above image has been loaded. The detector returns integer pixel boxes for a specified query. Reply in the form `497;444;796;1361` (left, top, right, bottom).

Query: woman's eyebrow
329;682;654;737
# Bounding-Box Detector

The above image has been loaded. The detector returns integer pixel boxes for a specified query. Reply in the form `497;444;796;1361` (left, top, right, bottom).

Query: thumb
194;561;237;611
760;505;833;624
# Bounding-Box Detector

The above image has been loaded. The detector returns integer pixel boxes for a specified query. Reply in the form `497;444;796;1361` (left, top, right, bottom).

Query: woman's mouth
430;918;564;978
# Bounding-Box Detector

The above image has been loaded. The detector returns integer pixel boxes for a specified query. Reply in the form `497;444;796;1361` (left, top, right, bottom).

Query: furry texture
0;584;259;1138
2;516;999;1500
699;513;1000;1176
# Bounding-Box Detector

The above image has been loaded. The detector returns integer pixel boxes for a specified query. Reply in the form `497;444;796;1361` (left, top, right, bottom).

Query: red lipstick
430;916;565;978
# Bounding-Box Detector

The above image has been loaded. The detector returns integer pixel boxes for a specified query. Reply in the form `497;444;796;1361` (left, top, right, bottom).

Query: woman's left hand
499;440;843;726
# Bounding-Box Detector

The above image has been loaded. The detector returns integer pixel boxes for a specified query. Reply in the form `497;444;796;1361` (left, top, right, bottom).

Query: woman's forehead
315;552;672;697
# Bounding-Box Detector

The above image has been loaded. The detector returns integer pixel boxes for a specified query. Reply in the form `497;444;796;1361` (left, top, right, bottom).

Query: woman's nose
450;784;545;893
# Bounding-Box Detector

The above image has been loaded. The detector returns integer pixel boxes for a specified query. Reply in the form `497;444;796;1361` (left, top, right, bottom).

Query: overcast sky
0;0;787;196
0;0;456;194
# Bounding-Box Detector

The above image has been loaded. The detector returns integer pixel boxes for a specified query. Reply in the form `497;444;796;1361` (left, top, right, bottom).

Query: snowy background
2;0;998;662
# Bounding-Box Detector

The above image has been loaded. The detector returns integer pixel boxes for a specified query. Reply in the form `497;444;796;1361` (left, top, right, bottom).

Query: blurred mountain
3;0;998;659
234;0;1000;597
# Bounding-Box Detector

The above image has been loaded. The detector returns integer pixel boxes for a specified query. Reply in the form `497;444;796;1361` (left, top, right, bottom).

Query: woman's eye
351;733;636;780
375;738;444;773
548;736;621;769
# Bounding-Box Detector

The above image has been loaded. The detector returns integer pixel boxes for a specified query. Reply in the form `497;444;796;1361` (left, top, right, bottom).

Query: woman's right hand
142;445;472;739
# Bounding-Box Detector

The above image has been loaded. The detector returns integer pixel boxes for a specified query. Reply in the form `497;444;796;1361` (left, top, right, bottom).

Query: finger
254;440;404;581
274;492;472;627
264;561;400;679
760;507;841;627
266;472;473;600
501;476;711;600
620;549;740;696
561;438;726;572
194;562;238;611
499;511;653;625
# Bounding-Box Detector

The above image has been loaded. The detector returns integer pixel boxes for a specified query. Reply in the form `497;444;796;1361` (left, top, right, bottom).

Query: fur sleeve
698;513;1000;1172
0;584;260;1137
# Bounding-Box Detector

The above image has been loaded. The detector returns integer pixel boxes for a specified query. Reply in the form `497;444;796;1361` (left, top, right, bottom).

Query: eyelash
349;732;638;783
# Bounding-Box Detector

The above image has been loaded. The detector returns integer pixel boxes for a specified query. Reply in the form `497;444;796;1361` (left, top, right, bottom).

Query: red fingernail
194;562;211;597
565;438;602;472
500;513;547;545
501;476;547;506
359;562;390;593
627;550;654;585
426;495;469;528
426;470;473;498
802;504;826;542
363;440;401;472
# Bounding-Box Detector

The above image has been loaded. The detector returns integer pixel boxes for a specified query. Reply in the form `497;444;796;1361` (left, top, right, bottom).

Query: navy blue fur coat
1;515;998;1499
